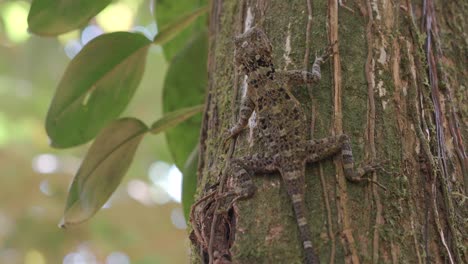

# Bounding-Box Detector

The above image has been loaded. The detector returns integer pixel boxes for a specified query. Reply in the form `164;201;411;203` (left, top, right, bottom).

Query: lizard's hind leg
218;156;275;211
306;134;381;183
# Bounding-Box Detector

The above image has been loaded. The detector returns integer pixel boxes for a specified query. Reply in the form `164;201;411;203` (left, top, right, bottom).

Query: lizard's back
253;79;308;161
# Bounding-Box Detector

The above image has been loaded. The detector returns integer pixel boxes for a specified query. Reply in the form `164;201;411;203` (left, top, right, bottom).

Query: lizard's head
234;27;273;74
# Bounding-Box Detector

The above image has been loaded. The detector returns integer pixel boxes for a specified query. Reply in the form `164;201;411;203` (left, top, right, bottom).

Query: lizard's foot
362;158;391;173
355;160;388;190
360;160;384;173
314;41;338;63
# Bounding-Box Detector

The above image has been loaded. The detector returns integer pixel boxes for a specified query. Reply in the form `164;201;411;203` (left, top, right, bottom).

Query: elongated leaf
182;145;198;222
149;105;204;134
46;32;151;148
60;118;148;228
153;4;208;58
28;0;112;36
163;31;207;169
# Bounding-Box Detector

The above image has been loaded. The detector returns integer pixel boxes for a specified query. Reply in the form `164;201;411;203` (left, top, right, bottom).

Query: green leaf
60;118;148;228
149;105;204;134
163;30;207;169
153;6;208;46
28;0;112;36
154;2;207;60
182;145;198;222
46;32;151;148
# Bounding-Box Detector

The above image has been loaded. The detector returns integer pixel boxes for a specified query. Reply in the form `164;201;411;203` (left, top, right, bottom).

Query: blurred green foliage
0;0;207;263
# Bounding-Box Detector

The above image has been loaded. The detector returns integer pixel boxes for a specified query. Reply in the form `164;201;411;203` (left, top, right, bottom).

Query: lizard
218;27;381;264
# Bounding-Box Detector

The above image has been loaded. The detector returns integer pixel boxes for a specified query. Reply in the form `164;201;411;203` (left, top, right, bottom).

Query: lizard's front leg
227;91;255;139
278;56;324;86
306;134;381;182
278;45;335;86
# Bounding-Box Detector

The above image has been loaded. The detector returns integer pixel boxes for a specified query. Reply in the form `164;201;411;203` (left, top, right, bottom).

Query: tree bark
192;0;467;263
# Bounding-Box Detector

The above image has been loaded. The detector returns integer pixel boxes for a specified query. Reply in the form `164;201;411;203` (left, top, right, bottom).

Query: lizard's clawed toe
362;159;388;172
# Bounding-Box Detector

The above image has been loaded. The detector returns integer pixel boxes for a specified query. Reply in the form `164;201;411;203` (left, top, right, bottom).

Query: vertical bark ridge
405;35;433;263
433;0;468;186
391;32;424;264
363;1;383;263
328;1;360;263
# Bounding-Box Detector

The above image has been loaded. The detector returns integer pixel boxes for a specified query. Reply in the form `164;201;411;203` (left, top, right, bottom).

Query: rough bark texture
192;0;467;263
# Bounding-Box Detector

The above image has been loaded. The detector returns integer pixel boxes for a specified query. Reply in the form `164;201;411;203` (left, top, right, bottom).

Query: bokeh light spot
39;179;53;196
63;253;92;264
24;249;45;264
127;179;154;206
0;112;8;146
148;162;182;203
148;161;171;180
1;1;30;44
63;244;97;264
148;185;171;205
170;208;187;230
57;30;80;45
81;25;104;45
32;154;59;174
64;40;82;59
167;165;182;203
132;22;157;40
106;252;130;264
96;3;134;32
102;199;112;209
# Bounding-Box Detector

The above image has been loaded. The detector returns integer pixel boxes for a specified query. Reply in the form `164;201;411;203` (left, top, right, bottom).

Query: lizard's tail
290;193;320;264
283;168;320;264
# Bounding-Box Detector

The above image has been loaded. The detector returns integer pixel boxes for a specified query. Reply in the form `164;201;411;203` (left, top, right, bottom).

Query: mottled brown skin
226;27;379;264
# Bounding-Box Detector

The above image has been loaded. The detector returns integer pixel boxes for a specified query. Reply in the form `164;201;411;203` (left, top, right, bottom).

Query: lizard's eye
241;41;248;48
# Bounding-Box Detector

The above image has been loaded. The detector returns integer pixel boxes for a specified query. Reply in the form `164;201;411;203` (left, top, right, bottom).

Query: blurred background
0;0;190;263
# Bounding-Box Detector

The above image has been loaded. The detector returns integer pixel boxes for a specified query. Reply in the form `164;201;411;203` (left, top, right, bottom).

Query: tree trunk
191;0;467;263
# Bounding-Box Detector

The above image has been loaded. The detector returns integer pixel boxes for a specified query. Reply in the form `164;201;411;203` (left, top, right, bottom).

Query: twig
190;191;216;247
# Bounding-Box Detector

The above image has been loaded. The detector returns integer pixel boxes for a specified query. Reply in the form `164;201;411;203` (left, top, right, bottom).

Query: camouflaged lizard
222;27;380;264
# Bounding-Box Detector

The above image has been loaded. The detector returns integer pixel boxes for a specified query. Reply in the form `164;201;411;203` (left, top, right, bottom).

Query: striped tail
283;169;320;264
291;193;320;264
